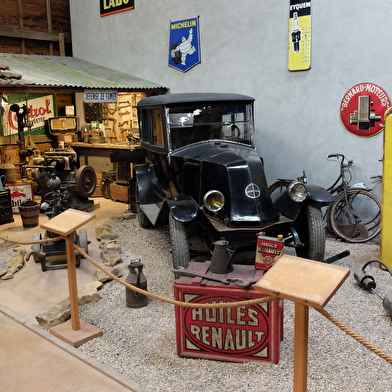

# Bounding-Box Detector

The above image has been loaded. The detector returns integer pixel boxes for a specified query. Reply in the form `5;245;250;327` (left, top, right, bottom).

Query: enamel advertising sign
3;95;54;136
100;0;134;17
168;17;200;72
288;1;311;71
340;83;391;137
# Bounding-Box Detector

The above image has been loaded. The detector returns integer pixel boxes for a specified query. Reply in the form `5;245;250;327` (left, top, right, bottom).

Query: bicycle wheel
268;179;292;203
329;189;381;243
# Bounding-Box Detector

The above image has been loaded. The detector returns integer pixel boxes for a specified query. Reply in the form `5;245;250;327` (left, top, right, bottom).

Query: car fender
306;184;334;204
167;196;200;223
134;164;160;204
274;184;333;220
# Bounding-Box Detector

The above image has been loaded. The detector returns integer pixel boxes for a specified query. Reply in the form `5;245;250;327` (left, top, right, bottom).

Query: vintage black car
129;93;333;269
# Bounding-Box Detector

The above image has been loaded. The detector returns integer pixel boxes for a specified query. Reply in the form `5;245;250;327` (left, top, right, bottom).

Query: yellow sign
288;1;311;71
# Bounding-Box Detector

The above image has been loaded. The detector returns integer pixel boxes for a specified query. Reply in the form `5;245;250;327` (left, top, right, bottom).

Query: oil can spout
208;240;235;274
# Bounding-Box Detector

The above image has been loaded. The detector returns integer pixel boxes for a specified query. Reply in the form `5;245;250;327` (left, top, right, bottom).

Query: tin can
255;232;284;270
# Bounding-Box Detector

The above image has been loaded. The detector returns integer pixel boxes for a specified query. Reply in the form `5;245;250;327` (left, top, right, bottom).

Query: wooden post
293;303;309;392
41;209;103;347
253;254;350;392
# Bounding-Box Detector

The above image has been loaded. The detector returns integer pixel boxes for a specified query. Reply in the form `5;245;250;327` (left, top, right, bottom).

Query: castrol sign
340;83;390;137
4;95;54;136
175;282;283;363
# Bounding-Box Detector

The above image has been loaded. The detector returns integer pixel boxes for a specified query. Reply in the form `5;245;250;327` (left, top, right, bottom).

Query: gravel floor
3;216;392;392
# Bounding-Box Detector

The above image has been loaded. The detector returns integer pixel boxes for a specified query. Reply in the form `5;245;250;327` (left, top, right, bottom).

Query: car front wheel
294;201;325;261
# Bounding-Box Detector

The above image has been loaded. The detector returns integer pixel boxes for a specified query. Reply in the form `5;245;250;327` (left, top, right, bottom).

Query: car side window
152;109;164;147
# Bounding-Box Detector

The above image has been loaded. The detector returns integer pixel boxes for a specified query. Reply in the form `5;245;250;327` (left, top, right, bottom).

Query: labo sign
100;0;134;17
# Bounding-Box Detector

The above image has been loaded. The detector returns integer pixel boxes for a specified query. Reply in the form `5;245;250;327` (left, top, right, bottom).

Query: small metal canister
124;259;148;308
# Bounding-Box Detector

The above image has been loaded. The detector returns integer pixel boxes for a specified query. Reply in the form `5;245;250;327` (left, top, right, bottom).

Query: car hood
170;141;279;226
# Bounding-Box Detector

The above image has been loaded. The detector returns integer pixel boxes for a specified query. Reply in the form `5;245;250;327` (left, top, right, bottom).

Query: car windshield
167;102;254;149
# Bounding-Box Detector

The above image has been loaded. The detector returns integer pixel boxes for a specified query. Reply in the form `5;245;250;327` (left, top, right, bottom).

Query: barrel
18;202;40;228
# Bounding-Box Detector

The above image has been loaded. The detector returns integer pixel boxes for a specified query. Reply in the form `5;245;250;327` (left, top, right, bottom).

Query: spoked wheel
329;189;381;243
294;201;325;261
169;214;190;271
75;165;97;198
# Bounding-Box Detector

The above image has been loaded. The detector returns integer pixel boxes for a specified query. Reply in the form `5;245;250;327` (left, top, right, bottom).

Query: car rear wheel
169;214;190;271
294;201;325;261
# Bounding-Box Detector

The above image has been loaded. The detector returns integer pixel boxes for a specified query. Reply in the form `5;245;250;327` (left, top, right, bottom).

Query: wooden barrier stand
41;209;103;347
253;254;350;392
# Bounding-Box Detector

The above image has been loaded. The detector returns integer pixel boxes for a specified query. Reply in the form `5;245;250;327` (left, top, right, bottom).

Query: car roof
137;93;255;107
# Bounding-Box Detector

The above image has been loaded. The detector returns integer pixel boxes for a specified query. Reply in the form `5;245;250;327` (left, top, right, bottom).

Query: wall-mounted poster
168;17;200;72
340;83;391;137
100;0;134;17
1;94;54;137
288;1;311;71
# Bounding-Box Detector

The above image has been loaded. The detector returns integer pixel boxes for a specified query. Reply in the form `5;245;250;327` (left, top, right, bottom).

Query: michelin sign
169;17;200;72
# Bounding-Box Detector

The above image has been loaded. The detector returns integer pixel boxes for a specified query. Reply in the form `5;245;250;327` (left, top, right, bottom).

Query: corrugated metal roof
0;53;167;91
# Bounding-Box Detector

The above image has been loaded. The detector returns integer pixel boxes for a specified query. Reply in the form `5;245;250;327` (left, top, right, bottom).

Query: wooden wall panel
0;0;72;56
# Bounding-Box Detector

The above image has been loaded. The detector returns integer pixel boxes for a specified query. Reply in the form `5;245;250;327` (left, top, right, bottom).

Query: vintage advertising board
168;17;200;72
340;83;391;137
2;94;54;136
288;1;311;71
100;0;134;17
6;183;34;214
174;262;283;363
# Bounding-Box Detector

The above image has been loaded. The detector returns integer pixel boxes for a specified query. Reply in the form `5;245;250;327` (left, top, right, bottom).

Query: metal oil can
255;232;284;270
125;259;148;308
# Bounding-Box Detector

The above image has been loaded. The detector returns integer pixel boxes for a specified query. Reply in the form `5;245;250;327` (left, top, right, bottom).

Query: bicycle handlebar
327;153;353;168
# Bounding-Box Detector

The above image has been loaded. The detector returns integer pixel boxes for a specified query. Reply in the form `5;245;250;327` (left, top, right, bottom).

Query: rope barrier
2;233;392;364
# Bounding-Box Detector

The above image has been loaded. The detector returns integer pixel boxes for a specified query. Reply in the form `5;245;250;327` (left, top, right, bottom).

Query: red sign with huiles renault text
175;287;282;363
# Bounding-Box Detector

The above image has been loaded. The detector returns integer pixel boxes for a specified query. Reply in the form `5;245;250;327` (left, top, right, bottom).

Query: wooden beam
0;27;71;43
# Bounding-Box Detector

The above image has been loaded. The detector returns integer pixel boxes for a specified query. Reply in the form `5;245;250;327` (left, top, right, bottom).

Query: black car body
130;93;333;268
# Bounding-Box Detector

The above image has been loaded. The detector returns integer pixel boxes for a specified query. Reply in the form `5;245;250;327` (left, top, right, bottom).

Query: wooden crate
109;183;129;203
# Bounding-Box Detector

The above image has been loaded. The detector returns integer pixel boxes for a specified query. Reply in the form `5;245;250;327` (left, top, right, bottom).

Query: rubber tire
169;214;190;270
295;201;325;261
329;189;381;243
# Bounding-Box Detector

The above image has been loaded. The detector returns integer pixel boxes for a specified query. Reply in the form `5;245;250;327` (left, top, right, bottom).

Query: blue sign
168;17;200;72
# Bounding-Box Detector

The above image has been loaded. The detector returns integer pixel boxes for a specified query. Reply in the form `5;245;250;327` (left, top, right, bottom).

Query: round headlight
288;182;308;202
203;190;225;212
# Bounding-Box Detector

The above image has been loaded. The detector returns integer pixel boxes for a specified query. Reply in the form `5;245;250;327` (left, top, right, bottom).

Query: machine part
354;268;376;290
75;165;96;198
323;250;350;264
172;267;259;288
355;259;392;316
172;267;230;285
382;292;392;316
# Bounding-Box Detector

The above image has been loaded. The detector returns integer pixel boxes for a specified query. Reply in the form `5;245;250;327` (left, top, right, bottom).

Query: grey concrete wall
69;0;390;195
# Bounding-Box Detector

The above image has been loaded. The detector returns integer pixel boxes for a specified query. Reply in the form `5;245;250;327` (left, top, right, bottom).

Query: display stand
253;254;350;392
40;209;103;347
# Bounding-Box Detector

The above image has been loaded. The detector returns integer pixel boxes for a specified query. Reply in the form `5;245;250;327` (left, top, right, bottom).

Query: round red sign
340;83;391;137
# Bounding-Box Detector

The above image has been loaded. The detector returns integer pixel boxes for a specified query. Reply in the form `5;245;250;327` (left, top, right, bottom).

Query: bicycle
268;153;382;243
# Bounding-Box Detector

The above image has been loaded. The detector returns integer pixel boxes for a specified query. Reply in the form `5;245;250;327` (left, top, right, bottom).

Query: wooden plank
253;254;350;309
0;27;71;42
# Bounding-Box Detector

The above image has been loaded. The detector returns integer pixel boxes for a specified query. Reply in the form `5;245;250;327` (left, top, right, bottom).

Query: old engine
25;146;96;218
